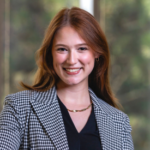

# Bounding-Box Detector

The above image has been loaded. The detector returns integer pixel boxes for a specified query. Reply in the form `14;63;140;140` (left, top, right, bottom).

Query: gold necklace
67;102;92;112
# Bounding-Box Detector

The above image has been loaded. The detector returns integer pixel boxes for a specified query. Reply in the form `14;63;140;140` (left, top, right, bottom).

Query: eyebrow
55;43;88;47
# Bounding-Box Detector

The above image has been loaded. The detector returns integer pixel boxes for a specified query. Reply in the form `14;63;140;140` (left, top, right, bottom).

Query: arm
0;95;21;150
122;114;134;150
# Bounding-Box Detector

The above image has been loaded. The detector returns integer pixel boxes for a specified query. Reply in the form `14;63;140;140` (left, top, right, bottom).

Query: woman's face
52;26;98;87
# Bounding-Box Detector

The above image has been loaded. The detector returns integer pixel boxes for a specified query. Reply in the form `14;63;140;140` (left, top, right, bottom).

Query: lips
63;67;82;75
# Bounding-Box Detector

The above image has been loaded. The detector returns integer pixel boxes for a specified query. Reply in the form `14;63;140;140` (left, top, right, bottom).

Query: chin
62;78;86;86
64;80;80;86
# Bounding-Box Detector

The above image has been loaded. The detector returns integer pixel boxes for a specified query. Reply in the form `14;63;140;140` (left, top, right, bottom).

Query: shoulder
89;87;128;119
4;90;37;105
98;98;131;130
3;90;38;117
98;97;124;115
4;86;56;107
97;99;134;149
100;97;128;116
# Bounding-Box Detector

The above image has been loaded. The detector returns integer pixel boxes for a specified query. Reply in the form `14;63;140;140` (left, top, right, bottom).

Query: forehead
53;26;86;45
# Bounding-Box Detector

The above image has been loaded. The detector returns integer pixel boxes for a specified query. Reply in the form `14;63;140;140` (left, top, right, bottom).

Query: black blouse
58;96;102;150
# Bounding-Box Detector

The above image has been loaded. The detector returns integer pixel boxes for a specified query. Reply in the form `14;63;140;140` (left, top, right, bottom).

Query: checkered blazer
0;86;134;150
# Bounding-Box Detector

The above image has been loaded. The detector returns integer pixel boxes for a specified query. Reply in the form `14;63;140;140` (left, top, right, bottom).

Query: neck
56;81;91;105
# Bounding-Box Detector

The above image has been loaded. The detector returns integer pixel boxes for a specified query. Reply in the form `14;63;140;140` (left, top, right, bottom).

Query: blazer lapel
89;88;120;150
94;108;110;150
30;86;69;150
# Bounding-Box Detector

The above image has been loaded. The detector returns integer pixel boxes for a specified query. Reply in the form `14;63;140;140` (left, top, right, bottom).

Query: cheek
81;53;95;66
53;54;66;66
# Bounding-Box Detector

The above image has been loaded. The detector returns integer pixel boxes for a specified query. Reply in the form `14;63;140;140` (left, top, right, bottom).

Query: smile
65;68;80;72
63;68;82;75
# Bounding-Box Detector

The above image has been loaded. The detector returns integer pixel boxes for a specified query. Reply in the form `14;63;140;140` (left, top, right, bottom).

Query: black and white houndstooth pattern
0;86;134;150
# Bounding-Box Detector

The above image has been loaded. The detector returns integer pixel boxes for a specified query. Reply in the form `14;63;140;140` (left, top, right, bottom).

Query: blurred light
79;0;93;15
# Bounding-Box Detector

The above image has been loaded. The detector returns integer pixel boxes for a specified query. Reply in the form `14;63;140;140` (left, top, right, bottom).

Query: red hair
21;7;120;109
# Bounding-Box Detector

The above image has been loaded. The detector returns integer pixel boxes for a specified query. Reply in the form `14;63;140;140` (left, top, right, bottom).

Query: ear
94;53;100;59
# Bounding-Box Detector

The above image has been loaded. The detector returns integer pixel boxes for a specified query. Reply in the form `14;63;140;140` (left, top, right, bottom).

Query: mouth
63;67;82;74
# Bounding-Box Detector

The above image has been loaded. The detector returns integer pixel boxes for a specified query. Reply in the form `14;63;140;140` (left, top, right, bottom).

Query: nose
67;50;78;65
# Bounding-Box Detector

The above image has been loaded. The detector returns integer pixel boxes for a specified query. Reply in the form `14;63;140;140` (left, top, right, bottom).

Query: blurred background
0;0;149;149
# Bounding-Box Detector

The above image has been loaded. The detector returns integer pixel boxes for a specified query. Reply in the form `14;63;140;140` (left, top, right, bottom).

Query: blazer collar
30;86;119;150
30;86;69;150
32;86;104;111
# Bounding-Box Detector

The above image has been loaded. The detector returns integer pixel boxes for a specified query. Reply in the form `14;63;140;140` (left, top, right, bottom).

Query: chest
20;100;124;150
68;107;92;133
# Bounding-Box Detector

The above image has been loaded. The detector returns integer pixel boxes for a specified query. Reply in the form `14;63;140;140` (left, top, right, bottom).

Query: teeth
65;68;80;72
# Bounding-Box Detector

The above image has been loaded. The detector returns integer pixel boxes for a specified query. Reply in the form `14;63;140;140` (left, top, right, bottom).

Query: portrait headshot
0;0;149;150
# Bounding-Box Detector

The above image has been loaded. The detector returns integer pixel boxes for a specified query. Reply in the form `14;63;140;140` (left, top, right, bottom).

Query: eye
78;47;88;51
57;48;67;51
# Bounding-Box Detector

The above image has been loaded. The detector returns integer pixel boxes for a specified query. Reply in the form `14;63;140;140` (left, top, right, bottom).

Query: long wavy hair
21;7;120;109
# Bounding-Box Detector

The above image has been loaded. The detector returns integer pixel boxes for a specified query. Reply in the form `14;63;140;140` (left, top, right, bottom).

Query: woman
0;7;134;150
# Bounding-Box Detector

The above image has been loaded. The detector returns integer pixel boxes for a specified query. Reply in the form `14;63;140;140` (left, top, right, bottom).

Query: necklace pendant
67;100;92;113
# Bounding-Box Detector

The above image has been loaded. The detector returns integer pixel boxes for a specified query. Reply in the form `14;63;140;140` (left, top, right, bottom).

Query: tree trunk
4;0;10;99
0;1;4;112
94;0;100;23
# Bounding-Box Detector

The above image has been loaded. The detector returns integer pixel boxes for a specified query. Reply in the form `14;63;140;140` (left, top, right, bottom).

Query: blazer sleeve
122;114;134;150
0;95;21;150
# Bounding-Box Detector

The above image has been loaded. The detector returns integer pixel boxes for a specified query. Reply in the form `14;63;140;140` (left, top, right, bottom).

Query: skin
52;26;99;132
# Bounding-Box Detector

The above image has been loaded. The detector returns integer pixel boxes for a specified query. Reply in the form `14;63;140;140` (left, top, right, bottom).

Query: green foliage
130;115;150;150
10;0;79;73
104;0;150;149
